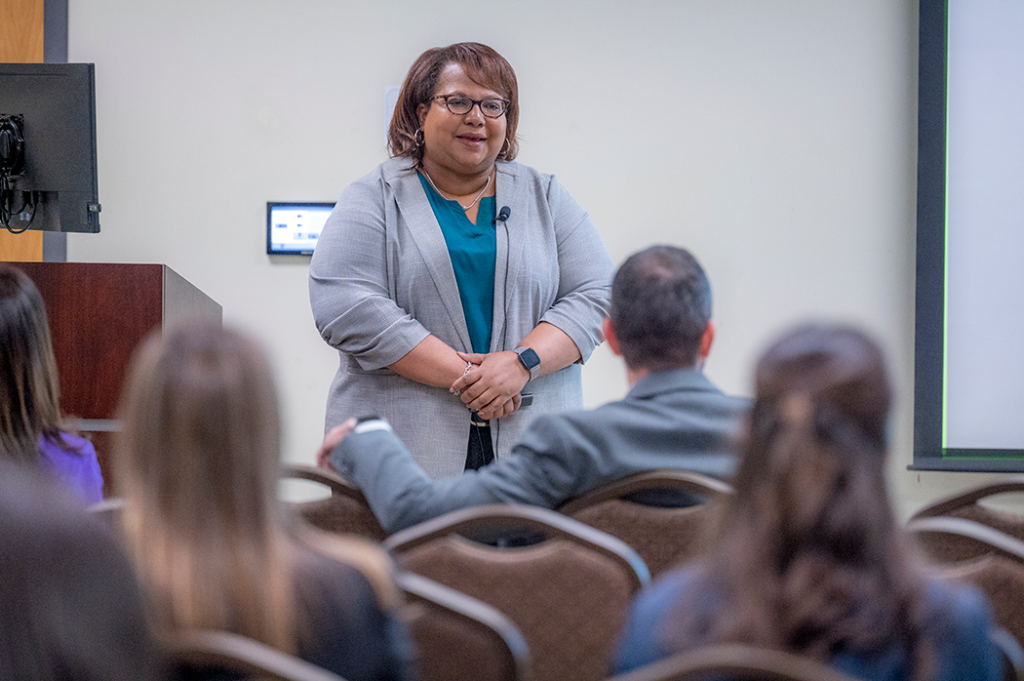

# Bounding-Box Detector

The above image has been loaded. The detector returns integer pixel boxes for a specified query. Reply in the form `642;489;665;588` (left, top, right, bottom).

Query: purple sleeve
37;433;105;505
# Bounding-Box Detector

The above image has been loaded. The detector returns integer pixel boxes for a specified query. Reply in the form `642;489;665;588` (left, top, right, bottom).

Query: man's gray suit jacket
332;368;749;534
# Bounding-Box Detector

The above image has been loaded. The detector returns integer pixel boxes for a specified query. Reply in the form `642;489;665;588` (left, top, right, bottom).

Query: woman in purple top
0;265;103;504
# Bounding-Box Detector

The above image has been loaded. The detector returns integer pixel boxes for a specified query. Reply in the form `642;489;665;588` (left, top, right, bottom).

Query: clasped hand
450;351;528;421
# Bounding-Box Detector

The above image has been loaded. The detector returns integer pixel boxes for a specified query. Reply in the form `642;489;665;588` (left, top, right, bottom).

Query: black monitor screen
0;63;100;234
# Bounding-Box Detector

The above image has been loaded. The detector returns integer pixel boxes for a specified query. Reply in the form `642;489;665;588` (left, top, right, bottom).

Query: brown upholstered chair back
908;516;1024;650
910;477;1024;562
990;628;1024;681
167;629;346;681
559;469;732;577
385;505;649;681
397;571;530;681
603;644;865;681
281;464;386;541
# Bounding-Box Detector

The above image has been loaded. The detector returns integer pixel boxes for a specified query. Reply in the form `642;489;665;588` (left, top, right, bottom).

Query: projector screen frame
911;0;1024;472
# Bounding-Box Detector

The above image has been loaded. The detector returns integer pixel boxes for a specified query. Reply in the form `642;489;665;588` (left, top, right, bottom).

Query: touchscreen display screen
267;202;334;255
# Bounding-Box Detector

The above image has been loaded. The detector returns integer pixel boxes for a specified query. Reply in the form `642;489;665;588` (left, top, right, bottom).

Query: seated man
318;245;749;534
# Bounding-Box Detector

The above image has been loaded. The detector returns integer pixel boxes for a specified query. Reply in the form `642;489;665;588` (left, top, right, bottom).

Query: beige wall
65;0;1006;515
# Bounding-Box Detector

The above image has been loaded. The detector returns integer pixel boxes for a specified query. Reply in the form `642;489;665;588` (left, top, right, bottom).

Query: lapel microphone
496;206;511;223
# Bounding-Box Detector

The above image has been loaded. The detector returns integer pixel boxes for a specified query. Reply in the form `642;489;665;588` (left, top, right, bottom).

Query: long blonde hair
115;323;300;649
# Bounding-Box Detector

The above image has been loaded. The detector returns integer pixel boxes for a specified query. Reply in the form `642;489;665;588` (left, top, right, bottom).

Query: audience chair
384;504;650;681
603;644;864;681
991;627;1024;681
396;571;531;681
910;476;1024;561
280;464;386;541
559;469;733;577
907;515;1024;650
87;496;126;534
167;630;346;681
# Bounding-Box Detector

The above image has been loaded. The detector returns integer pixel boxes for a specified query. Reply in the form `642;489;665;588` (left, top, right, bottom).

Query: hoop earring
499;137;510;157
414;129;425;148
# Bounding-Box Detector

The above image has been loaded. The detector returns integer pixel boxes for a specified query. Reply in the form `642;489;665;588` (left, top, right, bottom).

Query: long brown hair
670;325;934;679
0;265;72;464
389;42;520;166
114;324;399;654
115;323;300;649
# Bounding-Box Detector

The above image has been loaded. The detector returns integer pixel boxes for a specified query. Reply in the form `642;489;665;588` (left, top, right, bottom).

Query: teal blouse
418;173;496;354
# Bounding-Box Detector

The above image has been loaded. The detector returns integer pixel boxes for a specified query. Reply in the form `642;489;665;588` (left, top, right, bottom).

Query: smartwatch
514;347;541;381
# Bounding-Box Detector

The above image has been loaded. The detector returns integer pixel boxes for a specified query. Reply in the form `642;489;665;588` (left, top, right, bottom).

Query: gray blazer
330;368;750;533
309;157;613;479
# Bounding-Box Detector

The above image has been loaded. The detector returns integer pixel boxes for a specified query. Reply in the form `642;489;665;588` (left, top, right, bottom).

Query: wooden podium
12;263;222;491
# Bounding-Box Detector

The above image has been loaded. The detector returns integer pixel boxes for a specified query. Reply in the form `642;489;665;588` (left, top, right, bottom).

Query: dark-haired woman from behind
614;325;1001;681
114;323;414;681
0;264;103;504
0;461;166;681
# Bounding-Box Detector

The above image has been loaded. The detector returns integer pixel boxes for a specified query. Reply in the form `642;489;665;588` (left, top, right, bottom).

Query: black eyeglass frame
430;94;510;119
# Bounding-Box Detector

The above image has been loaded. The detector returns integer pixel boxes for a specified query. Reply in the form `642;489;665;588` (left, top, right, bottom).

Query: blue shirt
614;566;1001;681
418;173;496;354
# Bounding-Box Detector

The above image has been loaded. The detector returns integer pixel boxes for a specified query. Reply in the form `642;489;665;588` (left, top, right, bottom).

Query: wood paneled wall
0;0;46;261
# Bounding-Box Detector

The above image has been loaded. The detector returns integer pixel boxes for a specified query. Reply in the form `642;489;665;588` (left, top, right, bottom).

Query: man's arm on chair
319;416;581;533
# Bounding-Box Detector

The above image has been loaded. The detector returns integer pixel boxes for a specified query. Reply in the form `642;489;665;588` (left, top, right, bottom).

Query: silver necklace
423;170;491;211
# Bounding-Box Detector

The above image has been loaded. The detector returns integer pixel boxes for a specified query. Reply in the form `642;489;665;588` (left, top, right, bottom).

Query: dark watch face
518;348;540;370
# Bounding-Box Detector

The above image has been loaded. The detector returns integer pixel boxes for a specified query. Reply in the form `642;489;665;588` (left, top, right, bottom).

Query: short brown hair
610;246;712;372
389;42;520;166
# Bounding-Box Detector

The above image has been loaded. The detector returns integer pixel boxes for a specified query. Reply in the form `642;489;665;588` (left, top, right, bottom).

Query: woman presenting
310;42;612;479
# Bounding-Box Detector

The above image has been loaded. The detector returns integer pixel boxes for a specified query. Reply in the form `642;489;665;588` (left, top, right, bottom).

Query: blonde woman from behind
114;323;414;681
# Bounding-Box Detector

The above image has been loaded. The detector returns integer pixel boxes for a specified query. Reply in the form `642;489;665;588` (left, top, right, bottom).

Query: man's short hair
610;245;712;371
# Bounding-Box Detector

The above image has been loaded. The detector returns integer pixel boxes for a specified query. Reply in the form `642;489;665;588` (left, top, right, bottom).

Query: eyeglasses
431;94;509;118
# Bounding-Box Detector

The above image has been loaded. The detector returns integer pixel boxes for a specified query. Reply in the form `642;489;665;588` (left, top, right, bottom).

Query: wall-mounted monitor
913;0;1024;471
266;202;334;256
0;63;101;234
